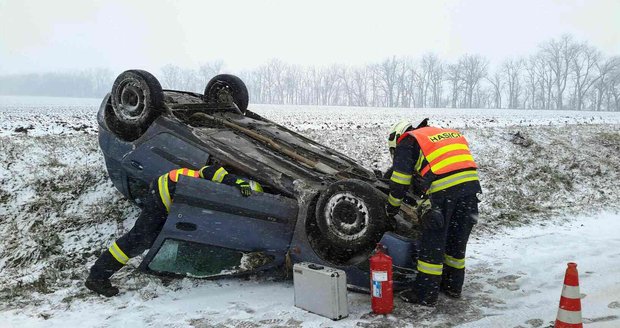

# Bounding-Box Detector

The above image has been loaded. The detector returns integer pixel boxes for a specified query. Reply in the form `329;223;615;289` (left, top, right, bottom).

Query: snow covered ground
2;213;619;328
1;96;620;327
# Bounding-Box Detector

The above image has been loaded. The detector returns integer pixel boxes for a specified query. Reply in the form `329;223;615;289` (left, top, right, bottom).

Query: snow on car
97;70;421;289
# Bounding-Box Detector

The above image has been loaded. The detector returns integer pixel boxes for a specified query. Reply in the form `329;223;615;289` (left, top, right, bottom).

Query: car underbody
98;71;421;290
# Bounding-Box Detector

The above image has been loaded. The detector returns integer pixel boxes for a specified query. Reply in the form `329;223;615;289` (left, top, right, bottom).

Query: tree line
1;34;619;111
0;69;114;99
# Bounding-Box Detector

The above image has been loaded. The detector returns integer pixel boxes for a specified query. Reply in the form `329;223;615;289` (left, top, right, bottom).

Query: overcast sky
1;0;619;75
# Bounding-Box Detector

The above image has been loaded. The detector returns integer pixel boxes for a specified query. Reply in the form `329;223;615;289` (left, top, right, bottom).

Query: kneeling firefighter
85;164;263;297
384;119;481;306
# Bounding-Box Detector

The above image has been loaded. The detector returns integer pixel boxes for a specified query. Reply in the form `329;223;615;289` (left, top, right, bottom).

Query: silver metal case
293;262;349;320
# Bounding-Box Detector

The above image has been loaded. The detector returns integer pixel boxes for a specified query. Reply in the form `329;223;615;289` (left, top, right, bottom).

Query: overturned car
97;69;421;290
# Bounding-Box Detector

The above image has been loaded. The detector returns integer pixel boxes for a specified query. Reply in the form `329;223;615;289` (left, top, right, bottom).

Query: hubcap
324;192;370;241
115;81;147;121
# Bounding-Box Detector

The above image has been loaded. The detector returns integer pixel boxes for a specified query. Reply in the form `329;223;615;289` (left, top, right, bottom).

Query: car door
140;175;299;278
120;121;212;202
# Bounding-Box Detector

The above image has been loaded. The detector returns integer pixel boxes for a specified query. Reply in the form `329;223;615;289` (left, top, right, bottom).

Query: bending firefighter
85;165;263;297
385;119;481;307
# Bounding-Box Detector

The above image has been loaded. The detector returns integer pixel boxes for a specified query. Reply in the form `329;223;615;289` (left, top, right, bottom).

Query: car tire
315;179;389;253
204;74;249;113
109;70;164;141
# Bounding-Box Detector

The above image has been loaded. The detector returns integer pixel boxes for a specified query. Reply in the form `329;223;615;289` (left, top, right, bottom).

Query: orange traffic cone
555;262;583;328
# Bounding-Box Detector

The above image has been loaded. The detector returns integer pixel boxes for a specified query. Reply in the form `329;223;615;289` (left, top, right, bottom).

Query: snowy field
1;95;620;327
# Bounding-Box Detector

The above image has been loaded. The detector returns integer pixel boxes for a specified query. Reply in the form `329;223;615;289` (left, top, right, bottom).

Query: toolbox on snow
293;262;349;320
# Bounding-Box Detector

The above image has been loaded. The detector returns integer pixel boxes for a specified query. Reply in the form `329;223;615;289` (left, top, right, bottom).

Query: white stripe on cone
556;308;582;325
560;285;581;299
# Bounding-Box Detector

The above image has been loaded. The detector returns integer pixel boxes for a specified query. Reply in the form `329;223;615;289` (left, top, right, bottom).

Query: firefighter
85;164;263;297
385;119;481;306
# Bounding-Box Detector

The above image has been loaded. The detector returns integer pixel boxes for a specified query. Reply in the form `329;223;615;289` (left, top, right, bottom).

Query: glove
415;198;432;218
416;198;444;230
385;204;400;219
236;180;252;197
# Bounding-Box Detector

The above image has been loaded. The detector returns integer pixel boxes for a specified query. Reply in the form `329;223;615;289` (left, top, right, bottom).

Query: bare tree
532;53;554;110
486;71;503;109
350;67;370;106
377;56;401;107
396;58;414;107
503;58;524;109
524;56;540;109
269;59;288;103
593;56;620;111
417;53;444;108
571;43;601;110
460;54;489;108
180;68;200;92
429;60;444;108
319;65;343;106
402;62;417;108
160;64;183;89
540;35;580;109
446;62;463;108
198;60;224;85
336;66;353;106
284;64;303;104
13;32;620;111
87;68;113;96
606;58;620;111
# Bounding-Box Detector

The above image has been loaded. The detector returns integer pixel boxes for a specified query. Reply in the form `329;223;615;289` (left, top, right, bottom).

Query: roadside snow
1;96;620;327
1;212;618;328
462;212;620;328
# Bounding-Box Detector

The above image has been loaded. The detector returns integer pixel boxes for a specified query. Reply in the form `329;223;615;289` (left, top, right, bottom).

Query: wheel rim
207;81;242;114
208;81;233;102
114;80;147;122
323;192;370;242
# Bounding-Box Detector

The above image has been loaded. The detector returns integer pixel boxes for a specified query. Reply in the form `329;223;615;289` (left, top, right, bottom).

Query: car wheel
204;74;249;114
315;179;389;253
109;70;164;141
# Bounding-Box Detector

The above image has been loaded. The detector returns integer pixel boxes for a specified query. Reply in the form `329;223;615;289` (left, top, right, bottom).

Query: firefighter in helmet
385;118;481;306
85;164;263;297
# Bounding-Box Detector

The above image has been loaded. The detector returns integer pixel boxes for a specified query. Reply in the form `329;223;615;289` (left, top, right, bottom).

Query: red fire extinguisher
370;243;393;314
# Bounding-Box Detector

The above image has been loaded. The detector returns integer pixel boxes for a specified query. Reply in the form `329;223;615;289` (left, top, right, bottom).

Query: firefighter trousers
88;184;167;280
413;192;479;304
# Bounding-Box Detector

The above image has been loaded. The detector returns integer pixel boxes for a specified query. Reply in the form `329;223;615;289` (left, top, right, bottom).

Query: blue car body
97;90;419;290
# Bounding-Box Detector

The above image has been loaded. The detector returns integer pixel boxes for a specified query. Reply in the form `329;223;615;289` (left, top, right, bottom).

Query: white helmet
387;120;413;150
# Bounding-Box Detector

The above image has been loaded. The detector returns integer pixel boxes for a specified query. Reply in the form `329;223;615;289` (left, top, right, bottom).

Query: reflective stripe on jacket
169;168;200;182
398;127;477;176
158;167;220;212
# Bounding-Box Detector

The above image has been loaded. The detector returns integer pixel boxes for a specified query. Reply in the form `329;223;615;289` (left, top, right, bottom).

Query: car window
148;239;274;278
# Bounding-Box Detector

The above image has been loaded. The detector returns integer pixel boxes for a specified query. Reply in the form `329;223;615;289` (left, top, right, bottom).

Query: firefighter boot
440;266;464;299
401;272;442;306
85;250;123;297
